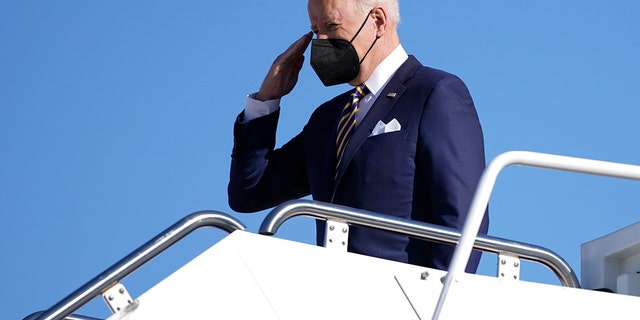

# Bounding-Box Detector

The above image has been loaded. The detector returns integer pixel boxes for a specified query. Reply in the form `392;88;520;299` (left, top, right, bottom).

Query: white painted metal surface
582;221;640;296
107;231;427;320
106;230;640;320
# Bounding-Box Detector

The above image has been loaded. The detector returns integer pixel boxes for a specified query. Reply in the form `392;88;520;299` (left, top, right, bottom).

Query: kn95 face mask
310;10;378;86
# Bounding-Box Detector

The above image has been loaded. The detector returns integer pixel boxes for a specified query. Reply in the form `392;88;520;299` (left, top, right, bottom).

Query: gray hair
355;0;400;25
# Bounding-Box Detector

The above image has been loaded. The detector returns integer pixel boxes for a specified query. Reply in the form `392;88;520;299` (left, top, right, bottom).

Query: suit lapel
333;56;421;187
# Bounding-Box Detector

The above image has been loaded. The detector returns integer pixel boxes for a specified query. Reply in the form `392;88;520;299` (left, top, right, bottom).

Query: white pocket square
370;118;401;136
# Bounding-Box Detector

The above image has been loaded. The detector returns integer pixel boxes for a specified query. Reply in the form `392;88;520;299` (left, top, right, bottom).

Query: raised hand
255;32;313;101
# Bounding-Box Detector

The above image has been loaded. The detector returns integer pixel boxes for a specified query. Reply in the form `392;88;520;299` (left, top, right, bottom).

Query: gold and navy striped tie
335;84;368;179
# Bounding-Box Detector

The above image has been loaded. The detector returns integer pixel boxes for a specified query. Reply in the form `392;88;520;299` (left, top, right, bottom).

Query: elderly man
228;0;489;272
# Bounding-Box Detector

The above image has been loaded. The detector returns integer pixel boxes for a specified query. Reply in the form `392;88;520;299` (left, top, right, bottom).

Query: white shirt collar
364;44;409;97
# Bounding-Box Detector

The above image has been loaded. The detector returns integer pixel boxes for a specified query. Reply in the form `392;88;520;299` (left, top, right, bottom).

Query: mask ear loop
350;10;380;65
359;36;379;64
349;10;372;43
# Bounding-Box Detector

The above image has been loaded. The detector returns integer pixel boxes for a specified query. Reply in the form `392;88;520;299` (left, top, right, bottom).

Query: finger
285;32;313;57
293;54;305;72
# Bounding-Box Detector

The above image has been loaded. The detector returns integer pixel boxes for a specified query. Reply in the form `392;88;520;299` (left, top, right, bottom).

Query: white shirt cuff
243;93;281;122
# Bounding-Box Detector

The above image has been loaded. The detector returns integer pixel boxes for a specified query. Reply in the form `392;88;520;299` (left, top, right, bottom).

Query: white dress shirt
243;44;409;124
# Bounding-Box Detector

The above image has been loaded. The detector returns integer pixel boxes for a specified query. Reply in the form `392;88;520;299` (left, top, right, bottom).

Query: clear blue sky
2;1;639;319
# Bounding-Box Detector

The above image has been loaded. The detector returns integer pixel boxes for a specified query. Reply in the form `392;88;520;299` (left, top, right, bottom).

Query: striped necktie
335;84;368;179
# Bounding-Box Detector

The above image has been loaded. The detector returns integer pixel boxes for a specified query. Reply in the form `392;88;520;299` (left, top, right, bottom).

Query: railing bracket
498;253;521;281
324;219;349;251
102;282;134;314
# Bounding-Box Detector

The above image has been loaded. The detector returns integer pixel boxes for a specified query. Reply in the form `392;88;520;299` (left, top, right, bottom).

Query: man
228;0;489;273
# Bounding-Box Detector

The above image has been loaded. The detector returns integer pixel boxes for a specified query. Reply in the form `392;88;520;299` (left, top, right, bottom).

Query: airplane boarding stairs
26;151;640;320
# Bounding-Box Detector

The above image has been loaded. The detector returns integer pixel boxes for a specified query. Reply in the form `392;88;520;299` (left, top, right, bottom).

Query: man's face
308;0;374;60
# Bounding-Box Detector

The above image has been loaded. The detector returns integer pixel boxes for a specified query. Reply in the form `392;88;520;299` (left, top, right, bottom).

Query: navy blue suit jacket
229;56;489;272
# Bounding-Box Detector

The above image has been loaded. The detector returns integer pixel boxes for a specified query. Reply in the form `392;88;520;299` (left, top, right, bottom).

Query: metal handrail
434;151;640;320
33;211;246;320
24;311;102;320
259;199;580;288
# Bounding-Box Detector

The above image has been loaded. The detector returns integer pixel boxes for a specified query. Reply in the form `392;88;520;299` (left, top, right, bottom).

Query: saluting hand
255;32;313;101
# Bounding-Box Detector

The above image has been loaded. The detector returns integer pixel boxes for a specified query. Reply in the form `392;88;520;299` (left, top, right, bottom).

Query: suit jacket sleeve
418;75;488;272
228;109;310;213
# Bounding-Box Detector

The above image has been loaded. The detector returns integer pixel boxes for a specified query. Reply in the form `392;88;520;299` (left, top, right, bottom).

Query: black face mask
310;11;378;86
